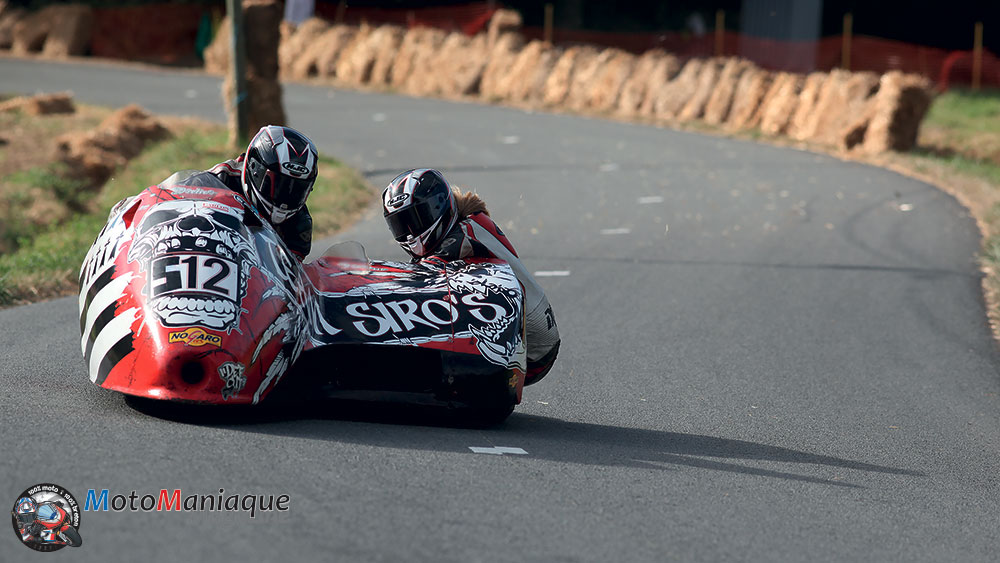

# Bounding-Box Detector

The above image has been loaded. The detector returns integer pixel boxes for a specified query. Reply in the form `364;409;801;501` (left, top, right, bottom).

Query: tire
474;403;515;426
452;400;515;427
60;527;82;547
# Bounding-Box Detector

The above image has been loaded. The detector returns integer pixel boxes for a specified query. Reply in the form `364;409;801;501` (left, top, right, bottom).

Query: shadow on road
127;396;922;489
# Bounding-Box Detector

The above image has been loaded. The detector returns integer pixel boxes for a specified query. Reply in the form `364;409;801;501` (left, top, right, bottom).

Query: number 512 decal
150;254;239;301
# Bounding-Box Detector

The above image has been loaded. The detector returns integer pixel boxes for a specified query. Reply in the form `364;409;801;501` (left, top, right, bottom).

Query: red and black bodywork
78;171;526;418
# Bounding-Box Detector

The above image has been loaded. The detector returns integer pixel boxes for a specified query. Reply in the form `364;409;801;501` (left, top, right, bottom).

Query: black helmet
241;125;318;225
382;168;457;258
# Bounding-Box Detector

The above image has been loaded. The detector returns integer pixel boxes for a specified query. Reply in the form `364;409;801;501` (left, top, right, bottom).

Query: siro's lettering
422;299;459;325
348;299;459;337
347;302;396;337
386;299;439;331
463;293;508;323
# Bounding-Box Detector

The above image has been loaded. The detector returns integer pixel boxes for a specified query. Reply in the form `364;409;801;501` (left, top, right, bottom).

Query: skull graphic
127;200;257;331
449;264;525;369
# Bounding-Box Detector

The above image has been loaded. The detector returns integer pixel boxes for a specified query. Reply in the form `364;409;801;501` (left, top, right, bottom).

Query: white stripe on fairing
89;307;139;383
78;260;114;314
80;272;134;356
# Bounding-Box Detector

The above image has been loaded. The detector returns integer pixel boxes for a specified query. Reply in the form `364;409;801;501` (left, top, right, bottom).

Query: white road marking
534;270;570;277
601;228;631;235
598;163;620;172
898;203;913;211
500;135;520;144
469;447;528;455
372;113;387;122
637;196;664;204
184;89;198;99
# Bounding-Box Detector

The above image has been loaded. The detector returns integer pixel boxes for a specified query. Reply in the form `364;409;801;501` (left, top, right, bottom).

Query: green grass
920;88;1000;165
924;88;1000;133
0;126;372;307
909;149;1000;185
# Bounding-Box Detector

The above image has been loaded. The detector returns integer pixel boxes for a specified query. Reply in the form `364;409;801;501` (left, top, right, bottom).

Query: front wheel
60;527;82;547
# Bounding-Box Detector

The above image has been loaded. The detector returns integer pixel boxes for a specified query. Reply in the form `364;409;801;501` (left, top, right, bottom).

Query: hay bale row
199;10;934;155
6;3;92;57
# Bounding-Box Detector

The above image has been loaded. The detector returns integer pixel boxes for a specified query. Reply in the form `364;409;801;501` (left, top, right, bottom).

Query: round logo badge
10;483;83;552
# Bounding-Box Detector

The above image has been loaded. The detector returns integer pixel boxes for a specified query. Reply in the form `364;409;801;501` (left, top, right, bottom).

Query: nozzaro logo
10;483;83;552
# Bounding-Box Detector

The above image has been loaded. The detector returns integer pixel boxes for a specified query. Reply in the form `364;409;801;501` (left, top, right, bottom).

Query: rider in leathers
382;168;560;385
209;125;318;261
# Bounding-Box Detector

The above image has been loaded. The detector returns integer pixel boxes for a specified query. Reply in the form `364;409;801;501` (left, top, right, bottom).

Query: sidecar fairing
290;244;528;415
80;170;526;416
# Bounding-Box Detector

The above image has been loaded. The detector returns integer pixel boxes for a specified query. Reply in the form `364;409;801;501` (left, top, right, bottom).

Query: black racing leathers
209;155;313;261
420;212;561;386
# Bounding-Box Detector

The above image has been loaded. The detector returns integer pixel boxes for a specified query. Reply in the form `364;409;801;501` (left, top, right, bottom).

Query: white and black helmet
241;125;318;224
382;168;457;258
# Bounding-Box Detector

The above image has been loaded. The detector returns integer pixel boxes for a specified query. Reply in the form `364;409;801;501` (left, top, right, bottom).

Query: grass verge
0;118;372;307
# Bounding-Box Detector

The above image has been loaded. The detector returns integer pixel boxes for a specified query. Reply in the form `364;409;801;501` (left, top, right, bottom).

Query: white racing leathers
428;212;560;384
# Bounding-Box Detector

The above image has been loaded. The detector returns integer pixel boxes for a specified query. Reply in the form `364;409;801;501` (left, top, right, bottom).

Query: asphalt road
2;57;1000;562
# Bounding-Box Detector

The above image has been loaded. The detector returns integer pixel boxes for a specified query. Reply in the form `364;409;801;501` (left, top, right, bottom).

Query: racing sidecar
79;171;527;421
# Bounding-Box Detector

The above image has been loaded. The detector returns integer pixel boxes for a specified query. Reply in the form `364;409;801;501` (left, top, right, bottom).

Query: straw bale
758;72;803;135
703;58;752;125
620;50;680;116
648;58;704;119
479;32;526;100
725;67;773;130
788;72;829;140
586;49;636;112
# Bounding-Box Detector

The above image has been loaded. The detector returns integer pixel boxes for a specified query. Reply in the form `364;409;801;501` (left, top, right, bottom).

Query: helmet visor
385;201;441;242
263;171;313;212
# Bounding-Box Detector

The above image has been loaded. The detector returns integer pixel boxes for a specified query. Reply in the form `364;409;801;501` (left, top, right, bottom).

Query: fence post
335;1;346;24
842;13;852;70
715;10;724;56
226;0;247;148
544;4;554;45
973;21;983;91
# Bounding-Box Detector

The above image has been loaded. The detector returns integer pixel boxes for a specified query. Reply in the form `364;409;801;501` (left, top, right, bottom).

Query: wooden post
973;21;984;91
715;9;724;56
842;13;852;70
335;1;346;24
226;0;247;148
544;4;554;45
